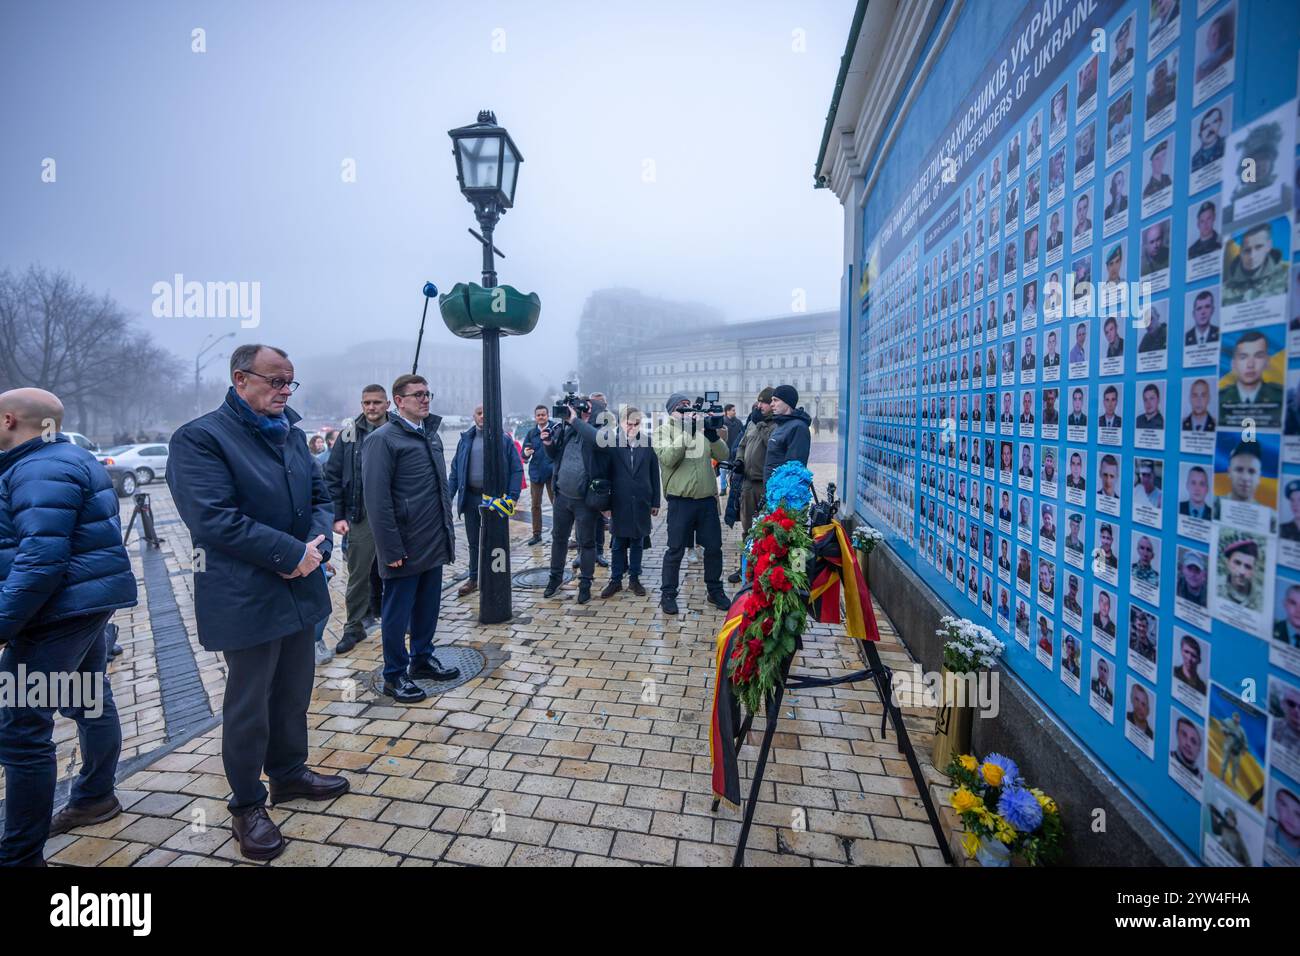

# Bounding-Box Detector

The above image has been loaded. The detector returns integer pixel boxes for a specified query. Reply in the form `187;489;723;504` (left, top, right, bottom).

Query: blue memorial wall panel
852;0;1300;865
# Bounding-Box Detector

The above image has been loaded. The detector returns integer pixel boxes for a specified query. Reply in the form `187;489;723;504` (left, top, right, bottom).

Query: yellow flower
981;762;1005;787
974;805;995;828
961;831;980;859
951;787;980;814
1031;788;1058;815
994;817;1016;844
958;754;978;772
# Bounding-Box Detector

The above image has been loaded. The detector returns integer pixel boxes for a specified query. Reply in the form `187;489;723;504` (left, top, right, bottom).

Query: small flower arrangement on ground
851;524;885;556
939;615;1005;674
945;753;1063;865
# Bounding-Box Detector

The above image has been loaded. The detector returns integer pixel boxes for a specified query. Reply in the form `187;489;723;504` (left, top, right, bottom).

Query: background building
580;292;840;419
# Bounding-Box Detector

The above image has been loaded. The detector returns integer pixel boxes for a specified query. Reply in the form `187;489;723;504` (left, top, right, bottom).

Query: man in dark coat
362;374;459;704
167;345;349;862
764;384;812;483
598;406;660;599
323;383;390;654
447;404;524;599
542;396;605;602
522;404;555;545
0;388;138;867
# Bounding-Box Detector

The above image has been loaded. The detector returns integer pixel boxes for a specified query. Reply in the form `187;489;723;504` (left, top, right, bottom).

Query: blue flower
765;461;814;512
981;752;1021;787
997;786;1043;833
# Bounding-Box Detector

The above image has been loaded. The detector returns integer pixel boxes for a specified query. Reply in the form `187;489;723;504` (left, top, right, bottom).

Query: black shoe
231;806;285;862
49;794;123;836
335;630;365;654
594;554;609;568
410;658;460;682
707;591;732;611
543;578;561;598
576;586;592;605
108;643;124;658
382;676;427;703
571;557;580;569
526;535;543;546
661;595;679;615
727;569;742;584
269;769;350;805
629;578;646;597
600;580;622;599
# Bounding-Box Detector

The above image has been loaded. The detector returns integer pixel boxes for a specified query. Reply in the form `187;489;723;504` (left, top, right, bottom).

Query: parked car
104;464;138;498
98;443;169;484
65;431;100;453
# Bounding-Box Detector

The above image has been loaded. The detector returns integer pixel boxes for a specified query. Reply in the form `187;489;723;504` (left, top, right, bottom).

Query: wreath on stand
724;467;816;714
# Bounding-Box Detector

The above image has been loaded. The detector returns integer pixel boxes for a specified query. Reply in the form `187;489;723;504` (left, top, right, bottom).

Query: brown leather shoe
49;794;123;836
231;806;285;862
269;769;351;805
457;579;478;597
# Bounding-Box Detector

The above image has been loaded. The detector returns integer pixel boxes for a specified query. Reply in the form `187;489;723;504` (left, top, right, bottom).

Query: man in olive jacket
362;374;459;704
654;393;731;615
166;345;349;862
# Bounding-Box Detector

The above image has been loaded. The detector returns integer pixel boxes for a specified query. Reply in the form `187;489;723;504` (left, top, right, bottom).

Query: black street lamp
446;110;530;624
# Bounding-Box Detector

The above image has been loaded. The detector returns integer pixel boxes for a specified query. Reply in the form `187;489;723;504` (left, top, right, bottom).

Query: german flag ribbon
809;520;879;642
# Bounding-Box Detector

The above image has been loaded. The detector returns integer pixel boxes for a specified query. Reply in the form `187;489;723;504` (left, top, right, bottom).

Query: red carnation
769;566;791;591
778;516;795;531
760;616;774;636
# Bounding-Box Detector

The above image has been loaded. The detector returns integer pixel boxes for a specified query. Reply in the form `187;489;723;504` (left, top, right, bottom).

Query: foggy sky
0;0;852;391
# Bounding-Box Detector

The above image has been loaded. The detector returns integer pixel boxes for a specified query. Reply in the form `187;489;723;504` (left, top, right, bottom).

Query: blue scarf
230;387;290;445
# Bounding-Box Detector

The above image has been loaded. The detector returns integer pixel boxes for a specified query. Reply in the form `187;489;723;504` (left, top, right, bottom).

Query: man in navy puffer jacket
0;388;137;867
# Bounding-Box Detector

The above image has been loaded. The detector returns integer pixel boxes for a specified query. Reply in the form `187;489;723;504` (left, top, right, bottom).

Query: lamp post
195;332;235;416
447;111;525;625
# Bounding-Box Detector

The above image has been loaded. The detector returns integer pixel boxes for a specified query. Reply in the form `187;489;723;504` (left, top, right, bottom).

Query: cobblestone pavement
31;441;946;866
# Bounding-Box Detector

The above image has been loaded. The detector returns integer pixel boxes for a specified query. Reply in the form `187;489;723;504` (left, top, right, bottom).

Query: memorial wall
852;0;1300;864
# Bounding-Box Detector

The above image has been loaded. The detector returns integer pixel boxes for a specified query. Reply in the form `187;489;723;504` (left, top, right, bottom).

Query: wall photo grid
854;0;1300;865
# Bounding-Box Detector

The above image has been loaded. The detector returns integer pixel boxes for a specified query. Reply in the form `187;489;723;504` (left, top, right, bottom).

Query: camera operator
654;392;732;615
764;384;811;482
541;392;605;603
728;387;775;583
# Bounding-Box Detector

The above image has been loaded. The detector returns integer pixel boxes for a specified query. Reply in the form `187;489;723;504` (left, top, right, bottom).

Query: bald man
0;388;137;866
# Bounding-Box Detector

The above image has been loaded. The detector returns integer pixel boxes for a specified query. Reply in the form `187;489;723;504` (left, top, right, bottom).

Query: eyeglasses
399;390;432;400
243;370;299;392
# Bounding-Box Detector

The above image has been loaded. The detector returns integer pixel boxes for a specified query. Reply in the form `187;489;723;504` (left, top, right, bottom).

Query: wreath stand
711;635;952;866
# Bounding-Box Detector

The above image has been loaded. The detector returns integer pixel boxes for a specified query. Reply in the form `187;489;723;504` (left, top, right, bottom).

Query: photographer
542;392;605;603
728;388;775;583
764;384;812;482
654;392;731;615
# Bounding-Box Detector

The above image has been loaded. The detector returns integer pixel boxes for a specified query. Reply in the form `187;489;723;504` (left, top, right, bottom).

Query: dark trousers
0;612;119;866
662;495;723;597
462;491;483;581
221;625;315;813
343;517;376;636
551;494;597;585
530;477;554;536
380;566;444;684
610;536;644;582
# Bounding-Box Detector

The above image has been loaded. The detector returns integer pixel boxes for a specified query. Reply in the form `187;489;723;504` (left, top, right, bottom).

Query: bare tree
0;265;183;435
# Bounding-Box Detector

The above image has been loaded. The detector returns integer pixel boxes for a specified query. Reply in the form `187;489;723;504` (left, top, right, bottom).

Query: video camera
686;390;726;430
552;380;591;420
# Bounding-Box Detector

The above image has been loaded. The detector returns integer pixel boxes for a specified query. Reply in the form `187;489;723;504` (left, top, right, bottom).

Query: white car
98;443;170;484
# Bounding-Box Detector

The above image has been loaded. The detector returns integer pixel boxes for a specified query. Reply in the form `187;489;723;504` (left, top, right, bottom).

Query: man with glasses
167;344;349;862
362;374;459;704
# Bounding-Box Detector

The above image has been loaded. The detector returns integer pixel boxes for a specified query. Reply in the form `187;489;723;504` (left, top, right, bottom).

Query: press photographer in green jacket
653;393;731;615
